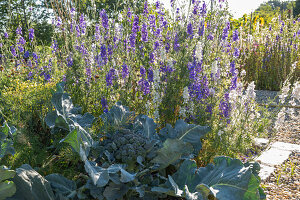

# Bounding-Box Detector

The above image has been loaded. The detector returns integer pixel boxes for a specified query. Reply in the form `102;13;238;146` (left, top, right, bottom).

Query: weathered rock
272;142;300;152
254;138;269;148
256;147;291;166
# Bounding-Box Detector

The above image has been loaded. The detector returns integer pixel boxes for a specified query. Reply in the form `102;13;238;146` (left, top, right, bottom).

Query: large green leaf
45;92;95;148
0;166;16;182
85;179;104;200
103;182;129;200
60;129;81;153
0;180;16;200
134;115;158;140
0;166;16;200
84;161;136;188
162;157;264;200
159;119;210;153
151;138;193;169
0;122;16;158
45;174;77;199
0;141;15;158
7;164;55;200
100;102;135;127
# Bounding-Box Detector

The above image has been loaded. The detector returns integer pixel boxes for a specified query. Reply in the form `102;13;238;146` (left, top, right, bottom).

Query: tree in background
47;0;145;22
294;0;300;17
255;0;296;18
0;0;53;45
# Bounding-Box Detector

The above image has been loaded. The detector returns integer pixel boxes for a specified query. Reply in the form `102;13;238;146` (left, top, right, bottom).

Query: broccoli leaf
162;157;264;200
45;92;94;148
159;119;210;153
0;180;16;200
134;115;158;140
151;138;193;169
0;166;16;200
85;179;104;200
103;182;129;200
100;102;135;127
0;122;16;158
45;174;77;199
84;161;136;188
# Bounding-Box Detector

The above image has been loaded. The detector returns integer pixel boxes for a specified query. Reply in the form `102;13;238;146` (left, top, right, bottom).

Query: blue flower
141;23;148;42
29;28;34;41
230;61;236;75
100;9;109;30
101;44;107;64
106;68;115;86
4;32;8;39
222;22;230;40
18;36;26;45
132;15;140;34
173;34;180;51
24;51;30;58
144;1;148;14
198;21;205;37
101;97;108;113
129;33;136;49
233;48;240;57
187;23;193;37
122;63;129;79
138;78;150;95
16;27;22;35
219;92;230;118
79;14;86;34
148;66;153;82
232;29;239;41
140;66;146;77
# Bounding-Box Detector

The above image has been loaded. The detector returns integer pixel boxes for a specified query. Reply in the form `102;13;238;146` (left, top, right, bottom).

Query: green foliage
45;97;263;199
0;166;16;200
294;0;300;17
155;157;265;200
45;83;95;150
0;117;16;158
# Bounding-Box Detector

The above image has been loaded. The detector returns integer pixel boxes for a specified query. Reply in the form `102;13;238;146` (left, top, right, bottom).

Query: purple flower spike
16;27;22;35
141;23;148;42
132;15;140;34
10;46;17;57
232;29;239;41
101;97;108;113
100;9;109;30
29;28;34;41
4;32;8;39
18;36;26;45
122;63;129;79
106;68;115;86
144;1;148;14
187;23;193;37
140;66;146;77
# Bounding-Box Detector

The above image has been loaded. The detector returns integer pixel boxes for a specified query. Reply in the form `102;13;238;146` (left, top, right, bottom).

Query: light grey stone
254;138;269;147
258;164;275;181
256;147;291;166
271;142;300;152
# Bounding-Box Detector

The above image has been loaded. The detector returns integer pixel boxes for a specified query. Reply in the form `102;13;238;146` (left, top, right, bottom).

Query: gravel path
255;90;300;200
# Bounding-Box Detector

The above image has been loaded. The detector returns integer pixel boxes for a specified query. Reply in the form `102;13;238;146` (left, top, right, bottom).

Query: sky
226;0;267;18
150;0;270;19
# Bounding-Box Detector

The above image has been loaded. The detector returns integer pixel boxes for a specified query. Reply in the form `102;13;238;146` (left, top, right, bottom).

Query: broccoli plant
44;90;266;200
82;103;265;200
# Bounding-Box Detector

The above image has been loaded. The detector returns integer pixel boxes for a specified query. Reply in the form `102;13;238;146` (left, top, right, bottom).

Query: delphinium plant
25;0;271;164
238;13;300;91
